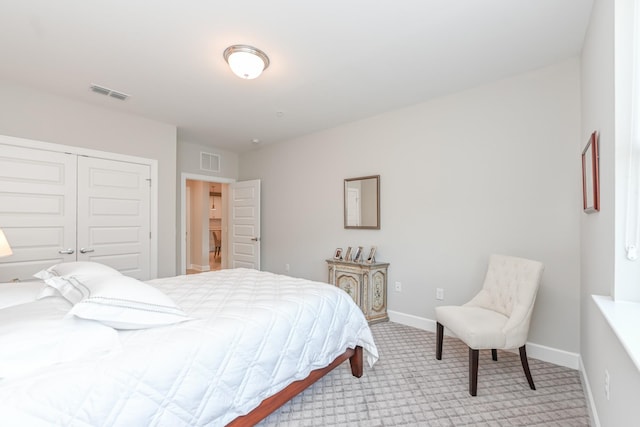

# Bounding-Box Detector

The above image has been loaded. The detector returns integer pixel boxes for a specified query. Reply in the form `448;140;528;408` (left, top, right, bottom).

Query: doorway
180;173;261;274
207;183;223;272
183;176;231;275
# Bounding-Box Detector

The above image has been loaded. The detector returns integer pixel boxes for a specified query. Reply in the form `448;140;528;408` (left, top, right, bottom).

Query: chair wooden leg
519;345;536;390
469;348;479;396
491;349;498;361
436;322;444;360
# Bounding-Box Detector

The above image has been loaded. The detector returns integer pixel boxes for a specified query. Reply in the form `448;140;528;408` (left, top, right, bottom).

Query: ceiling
0;0;593;153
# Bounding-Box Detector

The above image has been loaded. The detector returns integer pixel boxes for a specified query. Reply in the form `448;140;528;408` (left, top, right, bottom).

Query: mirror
344;175;380;229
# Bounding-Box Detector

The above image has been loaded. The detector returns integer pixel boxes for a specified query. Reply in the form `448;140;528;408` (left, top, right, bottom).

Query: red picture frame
582;131;600;213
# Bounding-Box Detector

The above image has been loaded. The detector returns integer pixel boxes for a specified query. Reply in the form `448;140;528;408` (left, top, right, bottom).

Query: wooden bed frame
227;346;364;426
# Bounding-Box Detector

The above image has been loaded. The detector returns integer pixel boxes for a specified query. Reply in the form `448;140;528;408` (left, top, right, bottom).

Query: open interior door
228;180;260;269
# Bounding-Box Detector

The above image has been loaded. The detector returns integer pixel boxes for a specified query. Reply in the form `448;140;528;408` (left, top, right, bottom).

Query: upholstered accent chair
435;254;544;396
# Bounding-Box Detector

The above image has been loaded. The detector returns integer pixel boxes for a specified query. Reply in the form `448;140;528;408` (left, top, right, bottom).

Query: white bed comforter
0;268;378;426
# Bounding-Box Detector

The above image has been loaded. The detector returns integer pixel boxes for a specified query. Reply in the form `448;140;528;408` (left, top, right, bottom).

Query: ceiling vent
90;84;130;101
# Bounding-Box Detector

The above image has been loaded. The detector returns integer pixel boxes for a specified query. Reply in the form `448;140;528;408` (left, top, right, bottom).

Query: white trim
188;263;211;272
149;160;158;279
579;355;602;427
388;310;437;332
525;341;580;370
0;134;154;165
592;295;640;372
180;172;236;274
0;134;158;279
388;309;580;370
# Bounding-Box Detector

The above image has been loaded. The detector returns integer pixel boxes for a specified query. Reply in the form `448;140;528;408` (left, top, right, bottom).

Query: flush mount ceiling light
223;45;270;80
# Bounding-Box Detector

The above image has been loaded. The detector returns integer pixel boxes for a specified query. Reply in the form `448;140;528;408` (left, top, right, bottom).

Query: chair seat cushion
435;305;508;349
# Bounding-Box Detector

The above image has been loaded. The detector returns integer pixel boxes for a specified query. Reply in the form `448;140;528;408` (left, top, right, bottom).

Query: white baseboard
387;310;581;370
579;356;601;427
188;264;210;272
388;310;438;332
525;341;579;370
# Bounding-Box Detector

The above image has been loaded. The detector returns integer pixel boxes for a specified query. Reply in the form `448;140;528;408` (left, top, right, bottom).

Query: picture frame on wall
582;131;600;213
353;246;364;263
333;248;343;260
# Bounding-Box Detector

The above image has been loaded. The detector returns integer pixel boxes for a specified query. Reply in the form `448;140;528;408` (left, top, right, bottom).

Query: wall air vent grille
90;84;130;101
200;152;220;172
109;91;129;100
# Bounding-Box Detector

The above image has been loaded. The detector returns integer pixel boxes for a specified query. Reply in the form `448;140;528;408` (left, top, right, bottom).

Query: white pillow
66;275;192;330
0;297;120;379
34;261;122;303
35;261;122;279
0;281;51;309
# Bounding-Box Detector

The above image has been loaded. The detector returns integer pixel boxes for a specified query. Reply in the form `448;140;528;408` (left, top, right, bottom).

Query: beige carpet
260;322;591;426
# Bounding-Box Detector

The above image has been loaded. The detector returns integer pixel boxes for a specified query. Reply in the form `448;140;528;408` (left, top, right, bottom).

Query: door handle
79;248;95;253
58;248;75;255
251;237;260;242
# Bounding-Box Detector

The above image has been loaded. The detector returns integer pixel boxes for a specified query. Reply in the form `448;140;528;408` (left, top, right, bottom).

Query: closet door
0;144;76;282
76;156;151;279
0;142;153;282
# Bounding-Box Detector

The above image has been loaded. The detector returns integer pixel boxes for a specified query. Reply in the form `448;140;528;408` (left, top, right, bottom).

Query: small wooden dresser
326;259;389;324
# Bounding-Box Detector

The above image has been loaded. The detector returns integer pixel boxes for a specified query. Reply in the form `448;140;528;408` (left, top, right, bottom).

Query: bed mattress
0;268;378;426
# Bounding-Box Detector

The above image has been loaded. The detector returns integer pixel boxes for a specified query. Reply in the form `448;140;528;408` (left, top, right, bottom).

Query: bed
0;265;379;426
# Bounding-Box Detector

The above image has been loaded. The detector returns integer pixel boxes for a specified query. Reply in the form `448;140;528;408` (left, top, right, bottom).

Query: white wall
240;59;582;354
0;81;177;278
186;179;211;271
580;0;640;425
177;140;239;180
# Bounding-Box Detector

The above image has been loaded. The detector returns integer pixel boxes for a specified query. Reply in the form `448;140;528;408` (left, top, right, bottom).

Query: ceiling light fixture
223;45;270;80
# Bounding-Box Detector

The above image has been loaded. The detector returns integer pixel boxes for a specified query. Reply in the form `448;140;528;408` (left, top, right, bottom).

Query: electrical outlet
285;263;290;272
604;369;610;400
436;288;444;300
395;281;402;292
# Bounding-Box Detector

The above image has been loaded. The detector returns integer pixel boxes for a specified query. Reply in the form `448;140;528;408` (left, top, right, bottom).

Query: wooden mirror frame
582;131;600;213
344;175;380;229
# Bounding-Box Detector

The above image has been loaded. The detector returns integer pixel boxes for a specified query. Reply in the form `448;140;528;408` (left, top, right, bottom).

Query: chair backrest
468;254;544;318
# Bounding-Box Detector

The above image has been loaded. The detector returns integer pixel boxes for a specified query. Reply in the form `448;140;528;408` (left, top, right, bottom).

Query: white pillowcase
0;297;120;379
0;281;51;309
66;275;192;330
34;261;122;303
34;261;122;279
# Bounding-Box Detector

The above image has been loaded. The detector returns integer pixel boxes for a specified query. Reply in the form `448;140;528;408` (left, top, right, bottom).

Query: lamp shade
223;45;270;80
0;229;12;257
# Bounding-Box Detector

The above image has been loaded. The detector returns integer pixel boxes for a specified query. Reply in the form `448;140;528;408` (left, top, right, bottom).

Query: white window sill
593;295;640;372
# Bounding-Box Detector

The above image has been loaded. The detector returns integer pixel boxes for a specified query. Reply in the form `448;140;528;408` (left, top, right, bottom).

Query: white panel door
229;180;260;269
0;144;77;282
77;156;151;279
346;187;360;226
